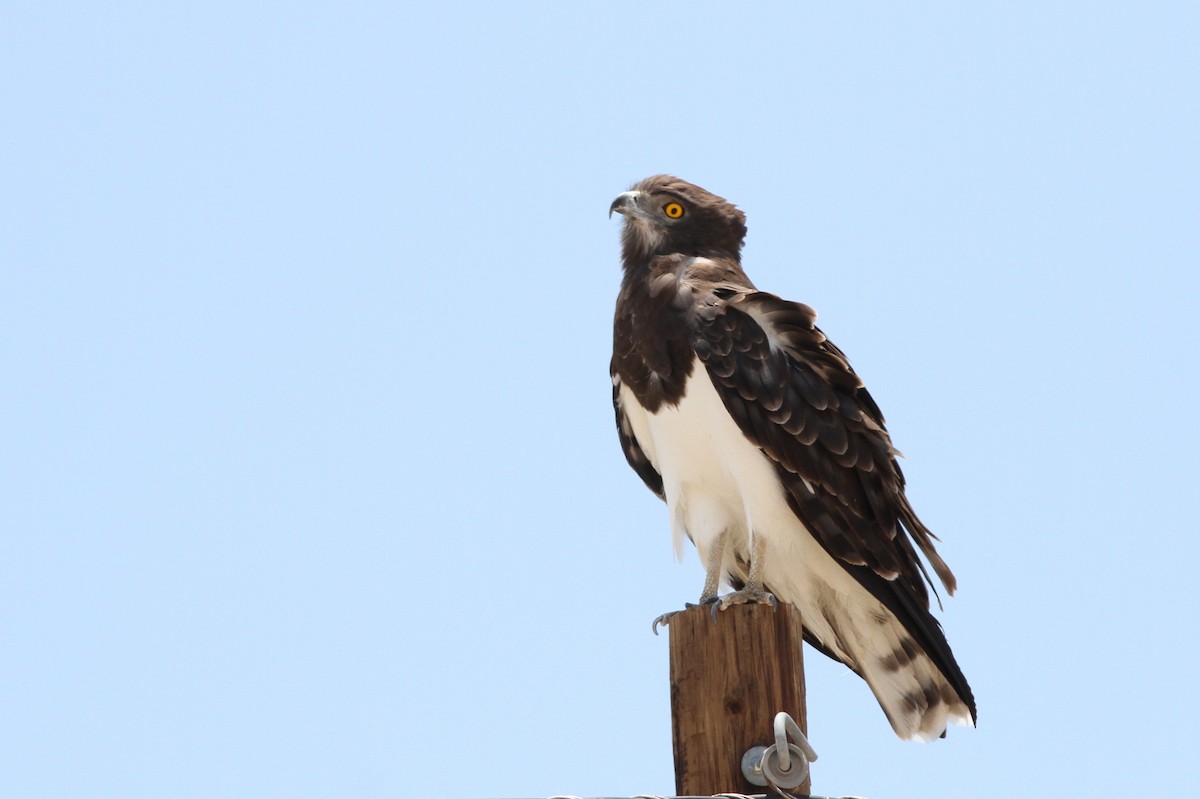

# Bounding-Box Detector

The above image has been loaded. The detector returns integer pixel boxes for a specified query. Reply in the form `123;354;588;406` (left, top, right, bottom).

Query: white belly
618;364;974;739
618;367;852;652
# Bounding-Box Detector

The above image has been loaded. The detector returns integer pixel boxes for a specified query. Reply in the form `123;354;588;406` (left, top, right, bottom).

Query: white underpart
619;367;972;740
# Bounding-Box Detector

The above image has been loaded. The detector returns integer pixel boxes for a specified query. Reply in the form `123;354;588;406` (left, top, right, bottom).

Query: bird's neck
620;241;741;280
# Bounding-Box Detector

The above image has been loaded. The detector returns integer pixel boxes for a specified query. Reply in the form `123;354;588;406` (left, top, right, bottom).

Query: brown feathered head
609;175;747;265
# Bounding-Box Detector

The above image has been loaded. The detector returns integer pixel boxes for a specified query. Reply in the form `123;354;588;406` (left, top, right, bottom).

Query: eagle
609;175;976;741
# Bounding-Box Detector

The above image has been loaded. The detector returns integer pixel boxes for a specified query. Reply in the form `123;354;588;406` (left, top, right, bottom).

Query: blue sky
3;2;1198;797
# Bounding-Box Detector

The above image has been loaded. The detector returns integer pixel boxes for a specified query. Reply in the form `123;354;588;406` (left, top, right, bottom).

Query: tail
803;564;977;740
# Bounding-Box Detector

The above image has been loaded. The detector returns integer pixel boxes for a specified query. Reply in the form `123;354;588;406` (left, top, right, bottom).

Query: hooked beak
609;190;642;219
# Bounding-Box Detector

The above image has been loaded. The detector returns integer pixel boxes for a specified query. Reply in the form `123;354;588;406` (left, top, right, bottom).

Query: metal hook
772;710;817;773
740;711;818;792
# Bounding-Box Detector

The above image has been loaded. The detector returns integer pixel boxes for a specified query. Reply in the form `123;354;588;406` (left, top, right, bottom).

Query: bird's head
610;175;747;266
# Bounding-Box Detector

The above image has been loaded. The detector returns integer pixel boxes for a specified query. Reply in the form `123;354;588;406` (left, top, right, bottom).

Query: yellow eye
664;202;684;219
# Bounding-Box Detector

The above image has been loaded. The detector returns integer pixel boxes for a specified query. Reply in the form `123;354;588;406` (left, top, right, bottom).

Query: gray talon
653;592;774;634
716;588;778;613
651;611;678;635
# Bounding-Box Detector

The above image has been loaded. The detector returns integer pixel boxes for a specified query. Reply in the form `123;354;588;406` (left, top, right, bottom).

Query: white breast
618;367;776;556
619;358;977;739
619;365;850;644
619;363;974;739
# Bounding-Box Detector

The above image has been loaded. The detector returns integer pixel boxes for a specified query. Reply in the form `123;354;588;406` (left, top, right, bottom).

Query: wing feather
691;288;975;724
692;289;955;602
611;376;664;500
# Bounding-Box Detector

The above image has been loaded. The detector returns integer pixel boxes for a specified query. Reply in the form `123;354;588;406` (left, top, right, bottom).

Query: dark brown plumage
610;175;975;739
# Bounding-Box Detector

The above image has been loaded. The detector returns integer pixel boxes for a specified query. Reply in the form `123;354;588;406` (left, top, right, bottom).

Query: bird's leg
698;528;729;605
652;529;730;635
715;532;777;613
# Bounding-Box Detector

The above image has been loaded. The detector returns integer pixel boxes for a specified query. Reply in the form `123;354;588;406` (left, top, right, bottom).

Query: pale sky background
3;2;1198;797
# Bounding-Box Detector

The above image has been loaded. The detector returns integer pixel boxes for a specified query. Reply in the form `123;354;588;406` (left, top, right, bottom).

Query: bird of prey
609;175;975;741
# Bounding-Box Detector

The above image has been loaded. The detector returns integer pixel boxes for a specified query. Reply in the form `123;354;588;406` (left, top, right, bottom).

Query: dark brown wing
694;289;975;724
611;374;664;500
691;289;957;603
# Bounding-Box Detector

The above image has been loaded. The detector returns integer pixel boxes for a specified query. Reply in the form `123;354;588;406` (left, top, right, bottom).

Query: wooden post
669;602;809;796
